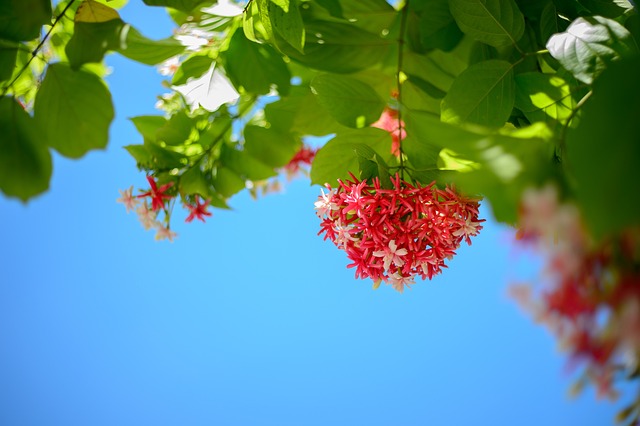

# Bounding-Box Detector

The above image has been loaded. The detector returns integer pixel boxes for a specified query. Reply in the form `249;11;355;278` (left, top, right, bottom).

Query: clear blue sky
0;2;632;425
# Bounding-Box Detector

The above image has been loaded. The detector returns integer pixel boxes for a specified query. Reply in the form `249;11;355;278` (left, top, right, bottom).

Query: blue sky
0;2;633;425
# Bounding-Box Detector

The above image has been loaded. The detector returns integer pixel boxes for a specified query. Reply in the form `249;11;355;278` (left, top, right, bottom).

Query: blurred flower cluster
509;185;640;415
117;176;212;242
316;174;484;292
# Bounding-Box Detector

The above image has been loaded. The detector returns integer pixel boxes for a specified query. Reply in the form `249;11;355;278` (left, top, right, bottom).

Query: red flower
185;195;212;223
372;108;406;157
138;176;174;211
316;173;484;289
284;145;316;176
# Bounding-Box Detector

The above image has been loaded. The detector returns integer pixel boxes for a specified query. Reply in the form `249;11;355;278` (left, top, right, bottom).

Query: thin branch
396;0;410;181
1;0;77;97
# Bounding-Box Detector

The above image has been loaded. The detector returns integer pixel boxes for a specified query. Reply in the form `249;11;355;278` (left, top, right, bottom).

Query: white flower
201;0;243;17
154;225;178;242
136;203;158;230
373;239;408;270
117;186;138;213
158;56;181;76
389;272;415;293
314;188;338;217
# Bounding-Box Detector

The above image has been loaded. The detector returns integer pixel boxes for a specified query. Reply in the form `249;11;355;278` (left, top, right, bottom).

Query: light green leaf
172;54;213;86
243;125;300;168
34;63;114;158
220;144;277;181
117;25;185;65
179;166;211;198
546;15;638;84
0;0;51;42
514;72;577;126
212;166;246;198
0;96;52;201
223;30;291;95
130;115;167;141
269;0;305;53
156;111;193;145
310;74;385;128
142;0;208;12
567;56;640;238
441;59;515;127
310;127;393;185
449;0;525;48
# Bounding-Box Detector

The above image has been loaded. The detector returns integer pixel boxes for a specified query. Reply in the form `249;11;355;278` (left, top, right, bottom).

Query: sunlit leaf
0;96;52;201
547;15;638;84
34;63;114;158
142;0;208;12
75;0;120;22
514;72;577;126
117;25;185;65
269;0;305;53
243;125;300;168
65;19;126;69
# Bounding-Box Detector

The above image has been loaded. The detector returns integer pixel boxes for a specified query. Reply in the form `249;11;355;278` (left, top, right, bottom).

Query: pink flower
136;203;159;230
154;224;178;242
373;239;408;270
372;108;406;157
389;272;415;293
138;176;174;211
117;185;138;213
283;145;316;178
185;195;212;223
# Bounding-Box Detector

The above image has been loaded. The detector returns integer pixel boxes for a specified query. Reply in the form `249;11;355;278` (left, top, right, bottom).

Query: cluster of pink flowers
509;185;640;401
117;176;212;241
315;173;484;292
372;107;405;157
283;145;316;178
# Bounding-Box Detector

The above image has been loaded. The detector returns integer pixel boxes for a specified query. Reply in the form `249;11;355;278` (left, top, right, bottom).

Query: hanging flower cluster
509;186;640;403
117;176;212;241
315;173;484;292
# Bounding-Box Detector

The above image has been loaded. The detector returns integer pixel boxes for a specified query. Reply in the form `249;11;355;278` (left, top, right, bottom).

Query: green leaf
130;115;168;141
65;19;126;69
449;0;525;48
34;63;114;158
310;74;385;128
212;166;246;198
441;59;515;127
0;42;19;82
156;111;193;145
179;166;211;198
539;2;558;43
117;25;185;65
567;56;640;238
124;144;155;168
0;97;52;201
514;72;577;126
172;53;213;85
546;15;638;84
265;86;344;136
0;0;51;42
243;125;300;168
581;0;630;18
339;0;397;35
353;144;392;188
223;30;291;95
310;127;394;185
220;144;277;181
269;0;305;53
282;21;392;73
417;0;464;51
142;0;208;12
144;139;187;169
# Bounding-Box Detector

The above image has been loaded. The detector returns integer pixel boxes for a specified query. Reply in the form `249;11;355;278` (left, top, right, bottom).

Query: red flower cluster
510;186;640;401
316;174;484;291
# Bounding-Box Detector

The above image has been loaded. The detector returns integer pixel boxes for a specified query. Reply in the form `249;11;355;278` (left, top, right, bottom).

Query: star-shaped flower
138;176;174;211
373;239;408;271
117;185;138;213
155;225;178;242
185;195;212;223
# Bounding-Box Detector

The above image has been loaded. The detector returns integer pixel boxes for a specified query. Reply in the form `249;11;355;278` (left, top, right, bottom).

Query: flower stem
396;0;410;181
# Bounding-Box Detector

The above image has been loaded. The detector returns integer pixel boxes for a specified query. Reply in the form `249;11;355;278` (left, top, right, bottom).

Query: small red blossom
316;173;484;290
185;195;212;223
138;176;174;211
284;145;317;177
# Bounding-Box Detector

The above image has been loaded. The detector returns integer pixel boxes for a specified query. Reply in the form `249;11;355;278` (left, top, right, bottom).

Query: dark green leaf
142;0;208;12
449;0;525;48
581;0;630;18
65;19;126;69
567;56;640;238
179;166;211;197
117;25;185;65
0;42;19;82
310;127;394;185
223;30;291;95
172;53;213;85
354;144;392;188
243;125;300;168
547;15;638;84
441;59;515;127
338;0;397;35
269;0;305;53
34;63;114;158
417;0;463;51
0;96;52;201
539;2;558;44
0;0;51;42
310;74;385;128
